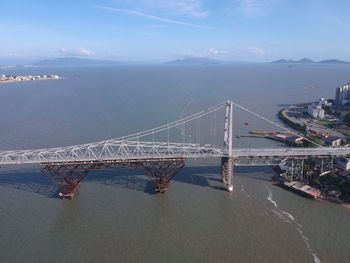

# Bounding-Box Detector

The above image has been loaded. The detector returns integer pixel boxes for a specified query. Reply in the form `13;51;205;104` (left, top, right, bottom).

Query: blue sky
1;0;350;63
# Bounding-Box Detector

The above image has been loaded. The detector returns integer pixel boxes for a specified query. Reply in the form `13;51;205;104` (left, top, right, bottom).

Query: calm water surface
0;64;350;263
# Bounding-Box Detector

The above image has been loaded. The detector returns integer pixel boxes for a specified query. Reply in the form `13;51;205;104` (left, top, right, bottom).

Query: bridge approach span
233;147;350;158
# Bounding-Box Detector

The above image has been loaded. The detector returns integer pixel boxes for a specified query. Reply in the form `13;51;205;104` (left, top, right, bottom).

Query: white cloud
208;47;220;55
182;47;265;61
247;47;265;56
59;47;95;57
114;0;208;18
181;48;226;58
97;6;213;29
207;48;228;57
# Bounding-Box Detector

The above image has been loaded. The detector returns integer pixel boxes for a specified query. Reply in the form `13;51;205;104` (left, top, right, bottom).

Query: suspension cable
230;101;324;148
116;101;226;141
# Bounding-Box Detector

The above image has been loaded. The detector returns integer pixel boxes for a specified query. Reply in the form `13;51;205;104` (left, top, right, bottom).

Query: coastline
0;78;62;84
0;75;61;84
275;105;350;206
341;203;350;210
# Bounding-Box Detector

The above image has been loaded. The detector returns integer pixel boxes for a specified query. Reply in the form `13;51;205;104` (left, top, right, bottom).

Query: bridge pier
221;157;234;192
41;163;102;199
141;159;185;193
282;158;305;182
315;157;334;173
41;158;185;198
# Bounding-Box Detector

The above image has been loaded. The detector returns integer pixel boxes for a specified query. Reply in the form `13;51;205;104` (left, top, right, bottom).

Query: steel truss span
2;145;350;166
0;140;224;165
1;100;350;197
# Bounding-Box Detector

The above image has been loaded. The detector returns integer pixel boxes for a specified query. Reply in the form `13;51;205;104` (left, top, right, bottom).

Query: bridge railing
0;140;224;165
233;147;350;158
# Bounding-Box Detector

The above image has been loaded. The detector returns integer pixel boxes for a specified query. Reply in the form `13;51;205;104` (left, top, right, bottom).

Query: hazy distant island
272;58;350;64
2;56;350;68
30;57;350;66
32;57;124;67
166;57;221;65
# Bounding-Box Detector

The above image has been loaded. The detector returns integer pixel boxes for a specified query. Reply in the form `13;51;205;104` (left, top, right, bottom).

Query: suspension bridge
1;100;350;198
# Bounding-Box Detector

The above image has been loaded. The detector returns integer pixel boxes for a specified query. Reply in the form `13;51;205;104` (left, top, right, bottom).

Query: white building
318;98;332;107
307;104;325;119
321;136;342;147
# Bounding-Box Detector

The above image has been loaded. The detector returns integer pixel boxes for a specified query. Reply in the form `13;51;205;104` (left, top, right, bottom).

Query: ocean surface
0;64;350;263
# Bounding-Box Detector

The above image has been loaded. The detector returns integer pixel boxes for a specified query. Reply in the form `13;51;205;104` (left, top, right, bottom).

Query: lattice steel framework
281;158;306;182
1;100;350;197
315;157;334;173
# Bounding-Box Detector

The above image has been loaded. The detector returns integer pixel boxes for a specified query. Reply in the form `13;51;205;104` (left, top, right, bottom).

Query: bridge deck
232;147;350;158
0;143;349;166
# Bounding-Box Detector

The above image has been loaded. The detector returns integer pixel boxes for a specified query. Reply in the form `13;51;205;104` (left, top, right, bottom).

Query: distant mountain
272;58;349;64
296;58;315;63
33;57;124;66
318;59;350;65
272;58;314;64
271;59;295;64
166;57;220;65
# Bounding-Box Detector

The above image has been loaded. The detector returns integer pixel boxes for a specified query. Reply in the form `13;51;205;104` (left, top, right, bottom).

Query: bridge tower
221;100;234;192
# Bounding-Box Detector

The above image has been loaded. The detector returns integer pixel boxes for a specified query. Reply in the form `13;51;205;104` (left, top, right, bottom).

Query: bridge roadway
0;140;349;165
233;147;350;158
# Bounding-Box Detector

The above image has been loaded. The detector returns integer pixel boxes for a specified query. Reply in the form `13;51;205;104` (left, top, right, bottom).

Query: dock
248;130;304;145
281;181;321;199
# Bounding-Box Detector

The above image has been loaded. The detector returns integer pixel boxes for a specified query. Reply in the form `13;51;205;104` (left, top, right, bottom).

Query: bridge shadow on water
0;166;225;198
87;166;225;194
0;168;58;198
0;168;155;198
0;165;274;198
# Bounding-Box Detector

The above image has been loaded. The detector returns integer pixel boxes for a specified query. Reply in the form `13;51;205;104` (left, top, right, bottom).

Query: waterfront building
318;98;332;107
335;83;350;105
307;104;325;119
321;136;342;147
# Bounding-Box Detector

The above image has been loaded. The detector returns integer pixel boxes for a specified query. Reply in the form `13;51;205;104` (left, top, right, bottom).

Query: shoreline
276;105;350;206
0;74;61;84
271;175;350;206
341;203;350;210
0;78;62;84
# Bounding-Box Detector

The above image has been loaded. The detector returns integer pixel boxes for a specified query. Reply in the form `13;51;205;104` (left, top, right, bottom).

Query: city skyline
1;0;350;64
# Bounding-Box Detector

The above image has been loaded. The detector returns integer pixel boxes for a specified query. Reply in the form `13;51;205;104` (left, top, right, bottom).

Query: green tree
303;137;321;147
311;178;321;187
343;112;350;126
340;182;350;194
